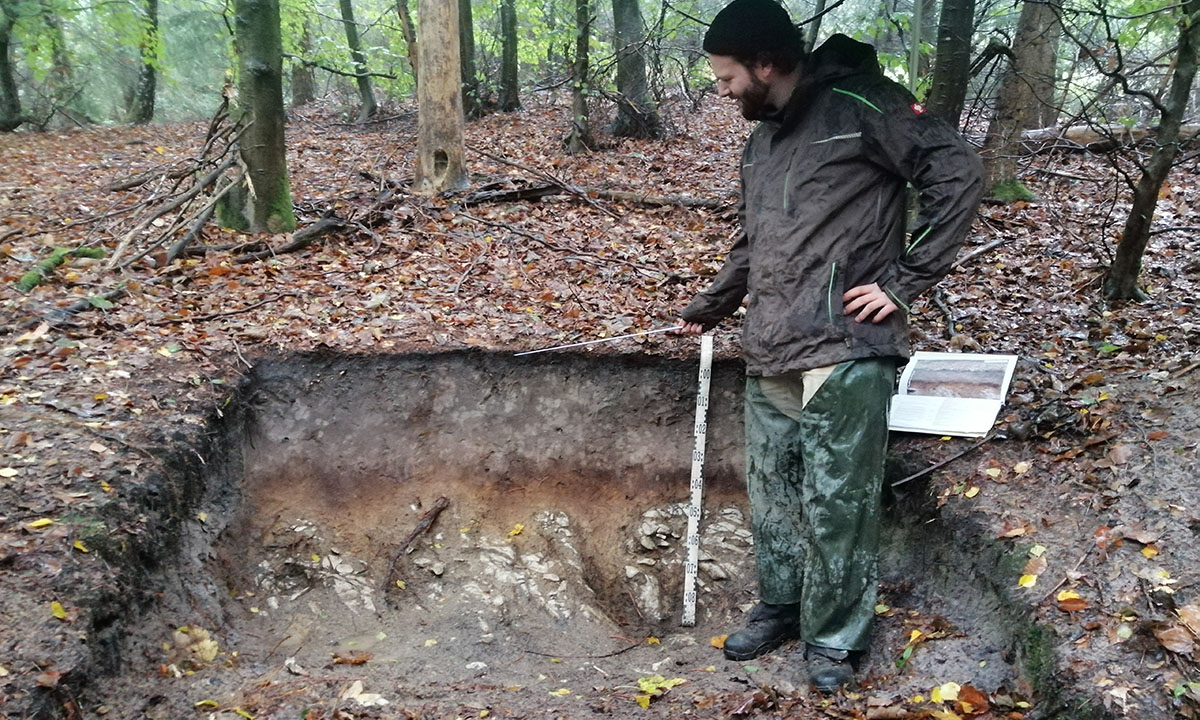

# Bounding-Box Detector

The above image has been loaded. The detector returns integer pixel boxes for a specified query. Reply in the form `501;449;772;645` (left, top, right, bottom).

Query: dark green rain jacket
682;35;984;377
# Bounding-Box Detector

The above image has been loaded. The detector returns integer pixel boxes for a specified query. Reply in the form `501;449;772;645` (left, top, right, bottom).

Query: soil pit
97;350;1039;718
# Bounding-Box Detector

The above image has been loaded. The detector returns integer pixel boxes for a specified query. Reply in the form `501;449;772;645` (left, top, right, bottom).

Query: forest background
1;0;1200;717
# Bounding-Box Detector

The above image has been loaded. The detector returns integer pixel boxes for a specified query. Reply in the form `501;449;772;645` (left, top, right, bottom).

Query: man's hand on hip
843;283;899;324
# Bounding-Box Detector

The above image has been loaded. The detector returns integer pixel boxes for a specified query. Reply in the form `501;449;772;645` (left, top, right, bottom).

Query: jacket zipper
827;262;838;324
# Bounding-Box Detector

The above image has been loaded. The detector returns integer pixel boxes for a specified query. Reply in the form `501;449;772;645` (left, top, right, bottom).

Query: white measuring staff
681;334;713;627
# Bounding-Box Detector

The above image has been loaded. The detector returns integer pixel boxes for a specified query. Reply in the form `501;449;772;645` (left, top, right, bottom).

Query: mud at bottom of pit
91;350;1037;718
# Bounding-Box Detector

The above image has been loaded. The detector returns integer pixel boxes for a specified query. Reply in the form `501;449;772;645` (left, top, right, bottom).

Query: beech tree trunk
414;0;467;194
459;0;482;118
926;0;975;126
130;0;159;124
1023;2;1061;129
499;0;520;111
395;0;418;89
1104;0;1200;301
0;4;22;131
564;0;592;153
291;19;316;106
611;0;660;138
223;0;295;233
339;0;378;121
979;0;1062;191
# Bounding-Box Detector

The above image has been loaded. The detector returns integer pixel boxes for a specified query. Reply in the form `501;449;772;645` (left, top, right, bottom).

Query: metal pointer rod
514;325;685;356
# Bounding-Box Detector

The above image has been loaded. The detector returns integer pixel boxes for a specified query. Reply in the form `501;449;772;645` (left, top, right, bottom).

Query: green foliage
990;180;1037;204
16;246;106;291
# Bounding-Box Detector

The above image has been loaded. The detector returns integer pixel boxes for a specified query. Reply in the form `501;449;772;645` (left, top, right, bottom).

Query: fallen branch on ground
149;291;298;326
231;216;345;264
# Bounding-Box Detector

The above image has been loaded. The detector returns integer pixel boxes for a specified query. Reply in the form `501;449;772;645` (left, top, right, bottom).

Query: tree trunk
0;4;23;131
918;0;937;77
499;0;520;111
223;0;295;233
395;0;418;89
564;0;592;153
979;0;1062;191
907;0;924;93
611;0;661;138
130;0;159;124
414;0;467;194
1023;1;1061;129
291;19;316;106
459;0;482;118
339;0;377;121
41;6;73;104
1104;0;1199;301
804;0;827;54
927;0;975;126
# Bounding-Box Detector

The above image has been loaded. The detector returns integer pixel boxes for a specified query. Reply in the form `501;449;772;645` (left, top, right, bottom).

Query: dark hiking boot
806;644;856;692
722;602;800;661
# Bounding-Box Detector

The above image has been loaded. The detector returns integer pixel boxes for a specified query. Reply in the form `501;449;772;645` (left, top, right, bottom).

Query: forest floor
2;93;1200;720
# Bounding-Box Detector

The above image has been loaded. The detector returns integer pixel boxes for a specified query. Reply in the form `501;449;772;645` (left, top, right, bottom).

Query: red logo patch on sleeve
910;102;926;115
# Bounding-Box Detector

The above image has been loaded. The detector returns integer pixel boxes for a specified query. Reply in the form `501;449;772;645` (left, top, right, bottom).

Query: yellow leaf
395;580;406;590
909;630;923;643
935;682;960;702
710;634;728;649
194;700;219;708
234;708;254;719
28;518;55;530
1057;590;1081;602
646;636;660;645
480;711;490;718
1029;544;1047;557
635;695;651;709
985;468;1001;478
154;145;166;154
875;603;891;614
1142;545;1159;558
548;688;571;696
312;554;321;563
1019;574;1038;588
964;486;980;498
508;523;525;537
424;639;438;647
73;540;89;553
51;601;68;620
93;392;108;401
196;512;208;523
911;695;925;703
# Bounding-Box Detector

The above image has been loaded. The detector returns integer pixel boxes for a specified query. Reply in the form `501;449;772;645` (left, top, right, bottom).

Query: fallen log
1022;123;1200;152
460;182;728;210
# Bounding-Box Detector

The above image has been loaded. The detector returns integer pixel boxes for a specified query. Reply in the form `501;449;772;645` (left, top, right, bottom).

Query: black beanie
703;0;802;58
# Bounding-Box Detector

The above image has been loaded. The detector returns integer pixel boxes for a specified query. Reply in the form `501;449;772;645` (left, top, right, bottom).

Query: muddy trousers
744;358;894;652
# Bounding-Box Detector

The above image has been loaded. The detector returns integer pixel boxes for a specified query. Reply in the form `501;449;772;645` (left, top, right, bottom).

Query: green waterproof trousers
744;357;894;652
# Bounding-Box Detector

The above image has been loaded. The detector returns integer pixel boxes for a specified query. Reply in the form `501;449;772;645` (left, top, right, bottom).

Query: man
679;0;984;692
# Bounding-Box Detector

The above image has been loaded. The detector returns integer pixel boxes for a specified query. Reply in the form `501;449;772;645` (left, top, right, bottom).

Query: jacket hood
807;34;881;83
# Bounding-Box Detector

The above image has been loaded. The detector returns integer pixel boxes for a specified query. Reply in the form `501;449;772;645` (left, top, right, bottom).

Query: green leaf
89;295;115;310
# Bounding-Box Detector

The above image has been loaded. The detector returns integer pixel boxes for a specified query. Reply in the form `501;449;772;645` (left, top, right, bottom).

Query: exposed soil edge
15;349;1115;719
884;454;1117;720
